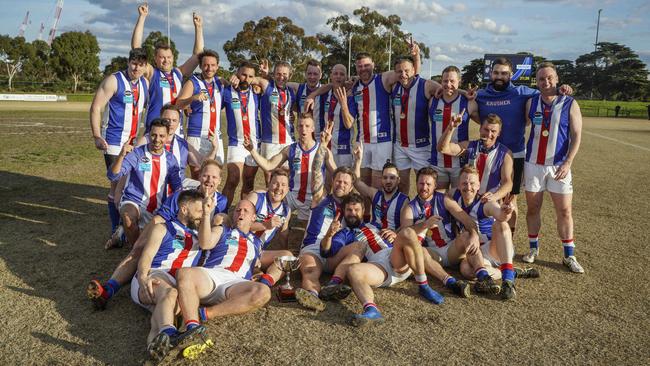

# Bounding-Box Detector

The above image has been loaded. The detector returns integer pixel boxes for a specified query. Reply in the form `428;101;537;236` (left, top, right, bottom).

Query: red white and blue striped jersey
429;94;470;168
391;75;430;148
370;190;409;231
302;194;344;248
328;223;392;259
350;74;392;143
288;142;323;203
223;86;259;147
108;145;182;213
452;190;493;243
465;140;509;194
102;71;148;148
187;75;223;138
157;189;228;222
151;219;202;276
297;82;320;114
407;192;455;248
147;67;183;136
144;134;189;182
526;95;574;166
313;91;354;154
253;192;290;249
202;227;262;280
260;81;295;144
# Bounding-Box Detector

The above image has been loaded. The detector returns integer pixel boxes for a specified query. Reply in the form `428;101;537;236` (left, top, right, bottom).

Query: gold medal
542;130;549;137
210;107;216;113
172;92;177;98
400;113;406;119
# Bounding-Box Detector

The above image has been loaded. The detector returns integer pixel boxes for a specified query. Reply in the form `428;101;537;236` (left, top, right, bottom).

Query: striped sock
500;263;515;282
414;274;428;285
528;234;539;249
475;268;489;281
363;302;378;311
185;320;200;331
309;289;319;297
329;276;343;285
160;325;178;337
562;239;575;257
103;279;121;299
258;274;275;288
444;276;457;288
198;307;208;322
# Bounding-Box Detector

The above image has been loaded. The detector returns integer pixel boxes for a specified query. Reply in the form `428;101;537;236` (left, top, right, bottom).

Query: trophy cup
274;255;301;302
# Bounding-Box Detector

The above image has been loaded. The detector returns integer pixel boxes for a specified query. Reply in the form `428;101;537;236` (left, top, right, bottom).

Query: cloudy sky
3;0;649;77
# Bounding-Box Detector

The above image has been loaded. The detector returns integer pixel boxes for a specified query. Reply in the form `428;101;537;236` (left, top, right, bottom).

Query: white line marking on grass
583;130;650;152
72;196;106;205
16;201;85;215
0;130;86;135
0;123;44;127
0;212;47;224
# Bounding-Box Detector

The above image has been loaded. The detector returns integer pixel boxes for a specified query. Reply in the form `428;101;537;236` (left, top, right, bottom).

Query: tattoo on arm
311;143;327;197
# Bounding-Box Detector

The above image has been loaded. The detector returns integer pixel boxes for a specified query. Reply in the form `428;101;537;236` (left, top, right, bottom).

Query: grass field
0;101;649;365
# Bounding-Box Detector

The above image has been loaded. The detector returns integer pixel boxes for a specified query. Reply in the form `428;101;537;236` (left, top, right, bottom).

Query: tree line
1;6;648;100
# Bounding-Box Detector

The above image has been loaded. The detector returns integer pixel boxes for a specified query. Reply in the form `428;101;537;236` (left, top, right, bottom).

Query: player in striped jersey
453;166;538;300
438;113;513;202
393;167;487;303
222;61;261;207
290;59;323;115
429;66;478;190
352;144;409;240
176;50;225;173
312;64;355;172
130;3;203;134
108;118;182;246
294;166;359;311
87;160;226;311
245;115;336;221
173;199;270;350
390;52;444;193
130;189;204;361
90;48;149;237
523;63;584;273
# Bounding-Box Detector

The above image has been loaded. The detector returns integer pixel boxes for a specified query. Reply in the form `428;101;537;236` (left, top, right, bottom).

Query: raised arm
131;4;154;80
89;76;117;151
351;143;377;199
303;84;333;112
310;122;334;206
555;100;582;181
437;110;468;156
107;142;135;179
334;86;354;129
199;194;224;250
177;13;203;76
244;137;288;172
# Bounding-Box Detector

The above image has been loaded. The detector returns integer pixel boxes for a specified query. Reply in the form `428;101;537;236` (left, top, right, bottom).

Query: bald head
233;199;256;229
331;64;347;85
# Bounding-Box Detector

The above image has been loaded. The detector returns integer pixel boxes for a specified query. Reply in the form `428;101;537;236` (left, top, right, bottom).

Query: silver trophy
274;255;301;302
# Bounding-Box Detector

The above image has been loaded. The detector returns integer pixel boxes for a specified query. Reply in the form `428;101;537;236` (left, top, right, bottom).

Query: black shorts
104;154;119;171
511;157;524;195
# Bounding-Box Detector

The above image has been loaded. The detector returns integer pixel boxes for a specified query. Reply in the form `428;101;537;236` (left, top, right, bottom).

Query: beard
187;218;200;231
344;216;362;228
492;79;510;91
238;81;250;91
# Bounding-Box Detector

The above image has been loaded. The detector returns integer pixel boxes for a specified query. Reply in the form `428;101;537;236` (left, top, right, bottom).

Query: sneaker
474;276;501;295
349;307;384;327
418;284;444;304
563;256;585;274
104;225;125;250
147;332;172;363
295;288;326;311
514;267;540;279
447;280;471;298
500;280;516;301
319;284;352;301
522;248;539;263
169;325;210;361
86;280;108;310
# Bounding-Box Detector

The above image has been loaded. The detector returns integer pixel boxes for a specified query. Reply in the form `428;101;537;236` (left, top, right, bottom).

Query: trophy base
276;287;297;302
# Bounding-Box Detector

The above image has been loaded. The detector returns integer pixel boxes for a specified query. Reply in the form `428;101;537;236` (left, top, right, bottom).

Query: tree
103;56;128;76
0;35;31;91
461;58;483;89
318;7;430;76
547;59;575;86
223;16;327;81
574;42;649;100
22;40;56;83
50;31;100;93
142;31;179;66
